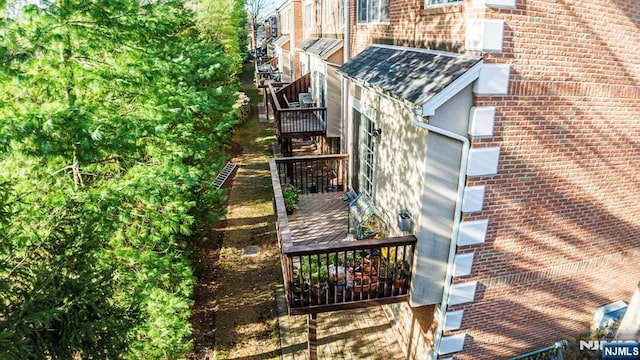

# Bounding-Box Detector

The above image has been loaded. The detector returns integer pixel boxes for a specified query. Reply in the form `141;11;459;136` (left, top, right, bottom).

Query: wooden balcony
268;74;327;156
256;57;281;83
270;155;417;315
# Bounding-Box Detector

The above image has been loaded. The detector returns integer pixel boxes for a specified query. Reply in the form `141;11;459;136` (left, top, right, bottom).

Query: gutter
409;108;470;360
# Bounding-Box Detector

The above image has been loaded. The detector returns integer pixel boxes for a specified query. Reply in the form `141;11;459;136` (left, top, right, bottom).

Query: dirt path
189;65;281;360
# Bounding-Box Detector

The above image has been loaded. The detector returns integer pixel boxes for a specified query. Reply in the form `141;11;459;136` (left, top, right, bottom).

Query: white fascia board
420;61;483;117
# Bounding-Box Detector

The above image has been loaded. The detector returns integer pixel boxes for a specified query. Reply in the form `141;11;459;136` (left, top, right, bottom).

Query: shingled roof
338;45;482;114
272;35;290;47
296;38;343;60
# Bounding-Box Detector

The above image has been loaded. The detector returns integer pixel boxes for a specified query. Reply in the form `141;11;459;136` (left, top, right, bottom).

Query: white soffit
421;61;483;116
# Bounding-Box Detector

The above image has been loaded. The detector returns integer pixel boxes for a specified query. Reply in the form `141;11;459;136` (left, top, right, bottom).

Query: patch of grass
211;62;281;360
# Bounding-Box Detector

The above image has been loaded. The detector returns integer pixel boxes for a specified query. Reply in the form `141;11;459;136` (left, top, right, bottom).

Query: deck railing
268;78;327;140
283;237;416;315
278;72;311;102
265;56;278;69
273;154;348;194
270;155;416;315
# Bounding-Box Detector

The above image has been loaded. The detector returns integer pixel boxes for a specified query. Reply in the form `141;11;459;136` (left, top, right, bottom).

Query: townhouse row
261;0;640;359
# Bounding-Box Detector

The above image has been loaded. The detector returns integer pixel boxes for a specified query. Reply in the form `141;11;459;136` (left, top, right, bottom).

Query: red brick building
269;0;640;359
342;0;640;358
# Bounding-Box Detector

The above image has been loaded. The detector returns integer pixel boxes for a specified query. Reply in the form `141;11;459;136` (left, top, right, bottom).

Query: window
352;105;377;200
305;4;312;29
361;108;376;200
339;0;345;27
326;0;332;24
314;71;325;107
357;0;389;24
425;0;462;7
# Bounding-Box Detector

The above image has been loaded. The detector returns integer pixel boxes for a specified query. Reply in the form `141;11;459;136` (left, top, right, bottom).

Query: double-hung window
357;0;389;24
305;4;313;29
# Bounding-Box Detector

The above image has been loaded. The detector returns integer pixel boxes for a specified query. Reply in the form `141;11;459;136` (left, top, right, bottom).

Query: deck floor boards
288;192;350;246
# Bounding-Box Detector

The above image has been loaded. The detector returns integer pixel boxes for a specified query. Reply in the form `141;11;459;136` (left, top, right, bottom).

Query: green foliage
0;0;239;358
281;184;300;213
297;256;329;284
0;194;138;359
196;0;248;73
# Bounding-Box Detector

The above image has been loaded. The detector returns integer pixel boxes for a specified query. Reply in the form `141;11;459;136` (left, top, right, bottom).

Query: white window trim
326;0;333;24
305;4;313;29
356;0;390;25
424;0;463;9
360;106;377;201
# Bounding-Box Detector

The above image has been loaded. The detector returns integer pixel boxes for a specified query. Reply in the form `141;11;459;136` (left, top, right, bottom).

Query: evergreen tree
0;0;239;358
196;0;248;71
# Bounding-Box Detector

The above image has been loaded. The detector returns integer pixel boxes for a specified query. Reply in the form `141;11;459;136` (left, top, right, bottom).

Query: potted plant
295;256;329;305
281;184;300;214
392;260;410;295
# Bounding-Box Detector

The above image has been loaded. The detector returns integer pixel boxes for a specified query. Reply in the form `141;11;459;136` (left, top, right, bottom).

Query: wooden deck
270;155;416;316
288;193;349;247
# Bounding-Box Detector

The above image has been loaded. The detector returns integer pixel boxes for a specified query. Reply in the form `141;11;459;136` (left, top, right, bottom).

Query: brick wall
386;303;438;359
348;0;640;358
453;0;640;358
348;0;469;57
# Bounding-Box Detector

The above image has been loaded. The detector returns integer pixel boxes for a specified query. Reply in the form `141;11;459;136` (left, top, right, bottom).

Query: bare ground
188;64;281;360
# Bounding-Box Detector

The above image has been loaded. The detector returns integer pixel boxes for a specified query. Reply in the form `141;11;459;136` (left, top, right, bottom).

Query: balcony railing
256;59;282;83
283;237;416;315
270;155;417;315
272;154;347;194
267;75;327;156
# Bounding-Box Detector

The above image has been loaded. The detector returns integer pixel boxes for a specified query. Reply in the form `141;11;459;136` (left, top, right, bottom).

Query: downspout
344;0;350;62
409;108;469;360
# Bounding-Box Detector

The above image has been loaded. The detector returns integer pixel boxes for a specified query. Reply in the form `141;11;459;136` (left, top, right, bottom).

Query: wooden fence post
308;313;318;360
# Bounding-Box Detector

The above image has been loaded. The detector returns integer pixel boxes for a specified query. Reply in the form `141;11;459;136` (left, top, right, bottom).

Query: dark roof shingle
338;45;482;106
297;38;343;60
